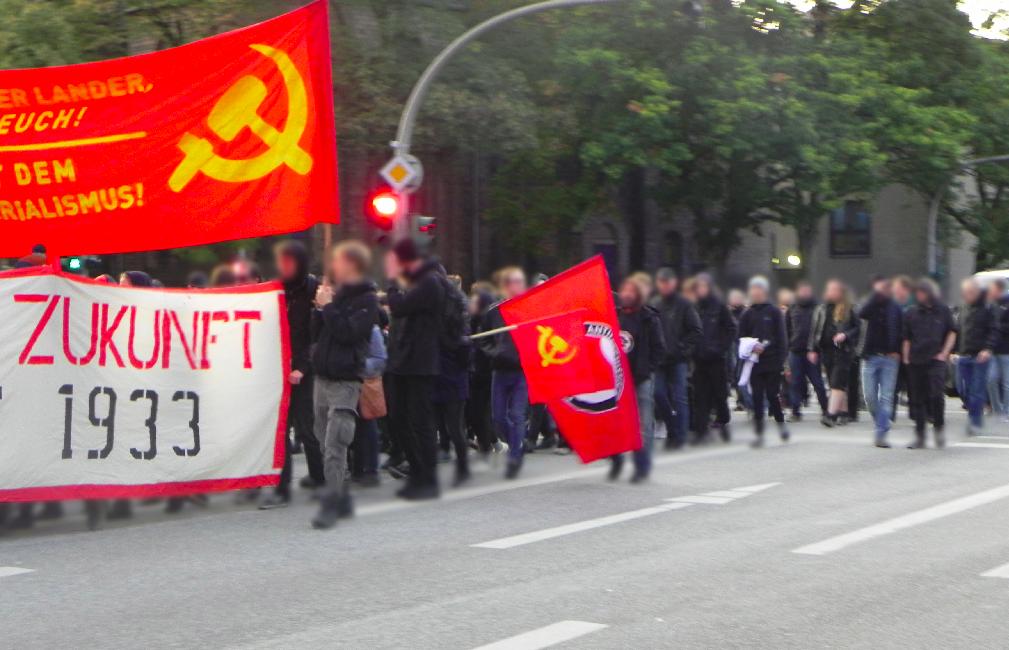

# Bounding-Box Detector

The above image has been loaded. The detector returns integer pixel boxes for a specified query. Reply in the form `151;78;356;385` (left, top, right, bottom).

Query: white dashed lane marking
793;482;1009;556
472;483;780;550
471;621;608;650
0;567;34;578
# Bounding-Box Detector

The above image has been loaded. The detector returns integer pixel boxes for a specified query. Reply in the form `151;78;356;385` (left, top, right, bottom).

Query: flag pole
467;308;587;341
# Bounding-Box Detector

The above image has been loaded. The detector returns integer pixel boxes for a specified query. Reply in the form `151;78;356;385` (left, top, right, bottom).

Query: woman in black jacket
809;279;861;427
737;276;789;446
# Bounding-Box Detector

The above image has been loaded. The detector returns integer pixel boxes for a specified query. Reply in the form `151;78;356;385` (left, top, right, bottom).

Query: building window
830;200;871;258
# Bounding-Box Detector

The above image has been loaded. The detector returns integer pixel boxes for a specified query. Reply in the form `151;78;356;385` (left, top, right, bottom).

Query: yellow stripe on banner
0;131;147;152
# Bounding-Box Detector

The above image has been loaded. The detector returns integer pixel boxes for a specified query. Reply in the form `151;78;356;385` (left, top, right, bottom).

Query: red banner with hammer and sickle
0;1;337;257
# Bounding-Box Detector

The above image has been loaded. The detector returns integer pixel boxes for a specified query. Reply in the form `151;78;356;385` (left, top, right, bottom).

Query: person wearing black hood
385;239;447;499
902;278;956;449
738;276;789;446
786;281;829;422
692;274;736;444
259;240;325;510
467;283;498;457
310;240;380;529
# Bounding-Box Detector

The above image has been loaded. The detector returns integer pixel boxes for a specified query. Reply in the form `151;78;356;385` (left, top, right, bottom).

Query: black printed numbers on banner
58;385;200;460
172;391;200;457
130;390;158;461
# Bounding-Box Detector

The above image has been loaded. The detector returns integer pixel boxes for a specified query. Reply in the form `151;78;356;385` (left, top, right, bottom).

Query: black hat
392;238;420;264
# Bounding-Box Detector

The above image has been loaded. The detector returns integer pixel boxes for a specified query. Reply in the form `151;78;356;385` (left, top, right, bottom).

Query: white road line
472;503;693;550
354;444;748;519
0;567;34;578
953;442;1009;449
472;621;608;650
666;495;735;505
793;482;1009;556
981;562;1009;579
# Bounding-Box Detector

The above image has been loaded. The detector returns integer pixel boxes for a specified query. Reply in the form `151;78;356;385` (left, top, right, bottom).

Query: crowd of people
2;240;1007;533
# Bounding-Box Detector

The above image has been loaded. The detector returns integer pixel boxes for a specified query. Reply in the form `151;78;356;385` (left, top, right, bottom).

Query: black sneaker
719;424;732;443
820;415;835;428
608;455;624;481
258;493;291;510
311;500;341;530
399;484;440;501
505;461;522;480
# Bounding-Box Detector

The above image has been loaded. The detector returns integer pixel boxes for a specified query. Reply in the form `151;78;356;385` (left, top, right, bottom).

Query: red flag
499;257;640;463
0;1;337;257
504;308;608;403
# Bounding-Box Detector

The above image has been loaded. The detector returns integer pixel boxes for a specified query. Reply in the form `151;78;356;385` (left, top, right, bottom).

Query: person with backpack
478;266;529;479
433;274;473;487
385;239;447;500
310;240;380;529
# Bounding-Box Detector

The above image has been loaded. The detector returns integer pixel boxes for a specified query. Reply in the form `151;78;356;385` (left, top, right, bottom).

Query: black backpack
438;275;471;355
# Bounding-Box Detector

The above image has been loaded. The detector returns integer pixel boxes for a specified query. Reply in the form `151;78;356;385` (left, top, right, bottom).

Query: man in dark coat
692;274;737;443
385;239;447;499
902;278;956;449
857;275;903;447
260;240;325;510
654;268;701;450
738;276;789;446
955;277;1000;436
786;281;829;421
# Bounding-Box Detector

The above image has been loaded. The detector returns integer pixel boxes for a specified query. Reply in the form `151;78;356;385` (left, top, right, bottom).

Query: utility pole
383;0;639;241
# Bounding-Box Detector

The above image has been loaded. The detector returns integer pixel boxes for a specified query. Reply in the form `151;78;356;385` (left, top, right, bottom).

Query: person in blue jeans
985;279;1009;421
786;282;829;421
477;267;530;479
653;268;701;450
857;275;903;448
610;274;666;482
955;278;1000;435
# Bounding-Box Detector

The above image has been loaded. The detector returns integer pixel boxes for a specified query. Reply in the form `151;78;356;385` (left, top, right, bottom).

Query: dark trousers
435;400;469;476
655;362;690;446
278;378;324;495
751;370;785;429
693;359;730;435
527;403;555;445
388;374;438;489
466;375;495;453
352;417;380;478
908;361;946;434
788;352;828;416
492;370;529;464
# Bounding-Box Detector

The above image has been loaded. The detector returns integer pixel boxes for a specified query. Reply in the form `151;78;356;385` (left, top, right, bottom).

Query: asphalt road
2;404;1008;649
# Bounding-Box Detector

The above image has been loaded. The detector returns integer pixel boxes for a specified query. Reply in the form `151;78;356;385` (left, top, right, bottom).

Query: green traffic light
68;257;82;271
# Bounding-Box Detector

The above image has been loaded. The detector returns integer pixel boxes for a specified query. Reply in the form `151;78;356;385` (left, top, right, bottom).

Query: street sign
380;154;422;193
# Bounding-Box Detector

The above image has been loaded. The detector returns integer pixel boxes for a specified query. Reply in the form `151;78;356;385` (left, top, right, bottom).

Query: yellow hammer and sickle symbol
168;44;313;192
536;325;578;368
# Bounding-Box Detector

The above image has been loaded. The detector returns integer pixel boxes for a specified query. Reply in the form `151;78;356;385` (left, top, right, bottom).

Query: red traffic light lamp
366;188;401;230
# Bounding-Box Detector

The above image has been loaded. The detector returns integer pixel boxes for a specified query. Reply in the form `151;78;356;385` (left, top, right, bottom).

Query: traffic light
414;215;436;237
365;188;401;231
67;257;82;271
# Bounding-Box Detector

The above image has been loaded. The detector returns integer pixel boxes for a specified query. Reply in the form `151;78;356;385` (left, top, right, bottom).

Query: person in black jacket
955;278;1000;435
902;279;956;449
610;273;667;482
692;274;736;444
654;268;702;450
433;274;472;487
738;276;789;446
259;241;325;510
466;284;498;456
385;239;447;499
809;279;860;427
786;281;828;422
986;279;1009;421
857;275;903;447
478;266;529;479
310;240;380;529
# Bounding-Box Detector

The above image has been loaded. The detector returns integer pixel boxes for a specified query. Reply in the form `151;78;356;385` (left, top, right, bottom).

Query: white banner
0;267;288;501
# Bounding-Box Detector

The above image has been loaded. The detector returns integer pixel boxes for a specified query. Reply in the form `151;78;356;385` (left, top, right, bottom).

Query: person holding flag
478;267;531;479
610;273;666;482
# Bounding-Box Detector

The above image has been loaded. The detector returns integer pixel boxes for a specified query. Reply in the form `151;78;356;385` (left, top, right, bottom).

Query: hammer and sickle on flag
536;325;578;368
168;44;313;192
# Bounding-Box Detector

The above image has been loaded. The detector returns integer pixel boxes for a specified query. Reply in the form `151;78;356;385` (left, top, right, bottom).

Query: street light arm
393;0;629;155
